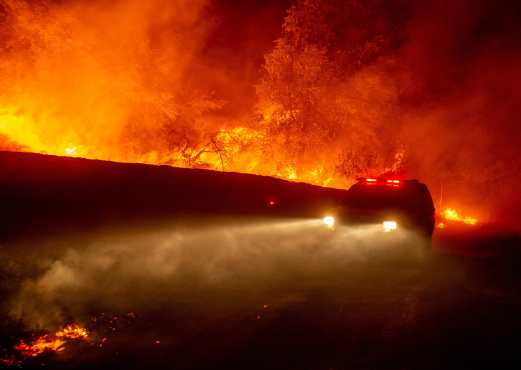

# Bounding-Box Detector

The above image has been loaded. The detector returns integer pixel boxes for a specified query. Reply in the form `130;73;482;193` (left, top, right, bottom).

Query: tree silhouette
257;0;402;185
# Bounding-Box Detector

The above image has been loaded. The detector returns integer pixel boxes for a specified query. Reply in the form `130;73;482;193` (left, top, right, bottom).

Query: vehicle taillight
267;197;277;207
362;178;401;186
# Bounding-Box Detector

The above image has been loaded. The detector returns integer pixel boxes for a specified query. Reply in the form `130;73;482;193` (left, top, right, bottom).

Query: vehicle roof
346;179;434;211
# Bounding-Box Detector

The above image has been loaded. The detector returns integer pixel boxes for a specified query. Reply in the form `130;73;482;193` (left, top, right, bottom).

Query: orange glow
64;147;78;156
55;324;89;340
13;324;88;358
0;0;407;189
441;208;478;225
365;178;377;183
14;337;66;358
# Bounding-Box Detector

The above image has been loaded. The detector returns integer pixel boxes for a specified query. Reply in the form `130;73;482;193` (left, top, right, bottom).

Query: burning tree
257;0;404;185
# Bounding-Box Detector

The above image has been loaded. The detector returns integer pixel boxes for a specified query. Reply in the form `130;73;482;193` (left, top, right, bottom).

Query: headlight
382;220;398;232
323;216;335;229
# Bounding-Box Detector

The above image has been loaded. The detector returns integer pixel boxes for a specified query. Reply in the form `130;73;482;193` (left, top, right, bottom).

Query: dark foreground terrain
1;152;521;370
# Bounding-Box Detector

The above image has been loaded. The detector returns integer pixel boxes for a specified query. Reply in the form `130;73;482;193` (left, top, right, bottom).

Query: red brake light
363;178;401;186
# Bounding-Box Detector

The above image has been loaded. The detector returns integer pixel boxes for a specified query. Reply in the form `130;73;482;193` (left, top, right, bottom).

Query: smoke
0;0;214;160
5;220;429;330
393;0;521;225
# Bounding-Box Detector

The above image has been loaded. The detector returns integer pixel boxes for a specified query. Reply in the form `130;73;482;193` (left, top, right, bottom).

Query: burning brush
0;312;138;366
14;324;88;358
437;207;478;229
0;323;89;366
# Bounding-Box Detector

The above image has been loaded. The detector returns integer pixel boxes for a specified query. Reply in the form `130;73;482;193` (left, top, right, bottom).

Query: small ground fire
438;208;479;229
0;324;89;365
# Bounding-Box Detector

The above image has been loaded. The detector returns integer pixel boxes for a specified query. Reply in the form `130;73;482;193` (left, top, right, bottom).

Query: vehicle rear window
345;183;433;212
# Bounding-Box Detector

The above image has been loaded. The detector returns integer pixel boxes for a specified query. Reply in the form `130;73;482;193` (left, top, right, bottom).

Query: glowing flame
13;324;88;358
64;146;78;156
440;208;478;225
55;324;89;340
14;336;66;358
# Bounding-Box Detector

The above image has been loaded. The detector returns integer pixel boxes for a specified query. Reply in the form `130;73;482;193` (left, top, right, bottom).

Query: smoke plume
6;221;428;329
